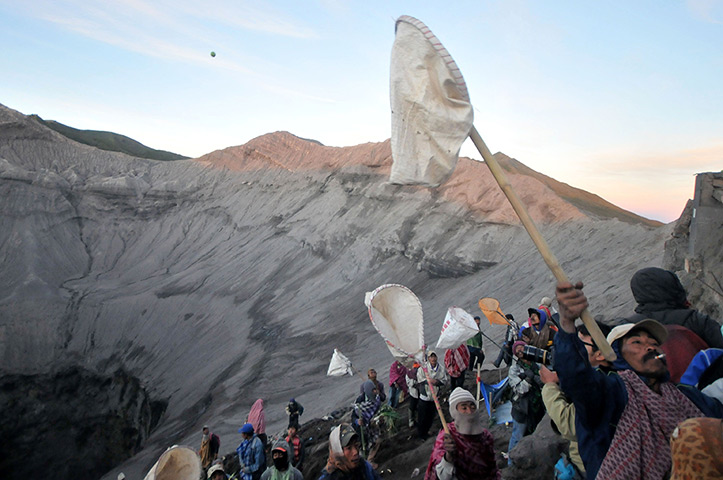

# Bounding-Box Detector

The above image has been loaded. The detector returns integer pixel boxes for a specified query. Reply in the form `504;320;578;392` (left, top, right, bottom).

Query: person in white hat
424;387;500;480
554;280;723;480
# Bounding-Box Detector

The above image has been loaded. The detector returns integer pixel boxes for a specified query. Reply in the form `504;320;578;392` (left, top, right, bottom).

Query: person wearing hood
236;423;266;480
629;267;723;348
260;438;303;480
351;379;383;463
555;281;723;479
286;398;304;429
389;360;408;408
424;387;500;480
359;368;387;403
247;399;267;449
319;423;382;480
207;463;228;480
520;308;557;350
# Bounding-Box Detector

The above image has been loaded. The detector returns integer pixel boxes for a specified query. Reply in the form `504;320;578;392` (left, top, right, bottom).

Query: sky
1;1;722;223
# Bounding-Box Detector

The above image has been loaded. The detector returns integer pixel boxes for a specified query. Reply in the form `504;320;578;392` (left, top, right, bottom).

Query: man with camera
554;281;723;479
506;340;545;464
521;308;557;351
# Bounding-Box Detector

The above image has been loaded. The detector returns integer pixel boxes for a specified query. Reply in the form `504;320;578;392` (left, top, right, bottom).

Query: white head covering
449;387;476;414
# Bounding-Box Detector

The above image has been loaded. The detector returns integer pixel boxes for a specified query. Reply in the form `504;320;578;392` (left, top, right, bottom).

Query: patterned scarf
444;344;470;378
596;370;703;480
671;417;723;479
424;422;501;480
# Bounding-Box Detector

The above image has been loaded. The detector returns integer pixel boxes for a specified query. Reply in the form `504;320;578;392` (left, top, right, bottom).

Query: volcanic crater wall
0;104;671;479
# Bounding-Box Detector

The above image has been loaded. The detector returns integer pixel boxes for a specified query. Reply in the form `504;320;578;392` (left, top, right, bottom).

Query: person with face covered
319;424;382;480
424;388;500;480
260;439;303;480
351;379;382;462
521;307;557;351
555;281;723;479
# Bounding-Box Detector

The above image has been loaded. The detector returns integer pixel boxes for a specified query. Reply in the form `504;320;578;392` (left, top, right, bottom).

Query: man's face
287;426;297;437
474;317;481;327
456;401;477;415
513;344;525;358
578;332;606;368
342;440;361;466
621;330;667;379
211;473;224;480
242;432;251;440
368;369;377;381
529;313;540;328
429;354;437;366
202;427;209;436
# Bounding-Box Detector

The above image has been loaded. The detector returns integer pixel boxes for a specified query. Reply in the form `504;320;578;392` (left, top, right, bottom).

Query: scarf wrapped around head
248;399;266;434
389;361;408;389
325;425;359;473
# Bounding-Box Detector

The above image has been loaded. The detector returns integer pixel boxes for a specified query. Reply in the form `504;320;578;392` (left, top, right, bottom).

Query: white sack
366;284;425;361
390;15;474;187
436;306;480;349
327;348;354;377
143;446;201;480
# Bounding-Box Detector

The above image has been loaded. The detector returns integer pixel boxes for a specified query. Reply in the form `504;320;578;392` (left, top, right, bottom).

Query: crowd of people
176;267;721;480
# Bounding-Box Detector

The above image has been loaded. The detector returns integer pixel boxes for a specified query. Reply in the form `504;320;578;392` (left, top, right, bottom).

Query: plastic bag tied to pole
436;306;479;349
390;15;473;187
327;348;354;377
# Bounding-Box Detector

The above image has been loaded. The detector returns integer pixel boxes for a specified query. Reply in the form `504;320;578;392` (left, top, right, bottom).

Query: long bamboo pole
468;126;616;362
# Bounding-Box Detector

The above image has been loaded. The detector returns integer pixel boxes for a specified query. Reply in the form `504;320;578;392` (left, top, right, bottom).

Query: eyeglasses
580;340;597;350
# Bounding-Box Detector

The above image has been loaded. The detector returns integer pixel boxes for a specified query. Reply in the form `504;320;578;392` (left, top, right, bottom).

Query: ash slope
0;104;669;479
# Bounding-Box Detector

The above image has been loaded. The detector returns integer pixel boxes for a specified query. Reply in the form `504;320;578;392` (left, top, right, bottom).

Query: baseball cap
339;423;358;447
606;319;668;346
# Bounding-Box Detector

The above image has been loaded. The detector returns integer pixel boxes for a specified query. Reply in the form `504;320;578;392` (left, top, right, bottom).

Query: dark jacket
630;267;723;348
555;329;723;479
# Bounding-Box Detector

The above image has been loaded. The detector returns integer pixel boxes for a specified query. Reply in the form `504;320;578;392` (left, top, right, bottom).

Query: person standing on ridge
416;351;448;440
286;398;304;429
389;360;408;408
466;316;485;370
359;368;387;403
236;423;266;480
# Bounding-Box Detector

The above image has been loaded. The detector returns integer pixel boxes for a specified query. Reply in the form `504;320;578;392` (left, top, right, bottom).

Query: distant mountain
28;114;188;161
198;131;663;227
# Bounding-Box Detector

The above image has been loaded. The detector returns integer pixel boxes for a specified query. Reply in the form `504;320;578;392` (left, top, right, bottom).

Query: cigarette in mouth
654;353;666;360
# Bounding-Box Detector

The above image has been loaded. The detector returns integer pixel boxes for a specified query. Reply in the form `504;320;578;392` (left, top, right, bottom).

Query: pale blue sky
1;1;722;222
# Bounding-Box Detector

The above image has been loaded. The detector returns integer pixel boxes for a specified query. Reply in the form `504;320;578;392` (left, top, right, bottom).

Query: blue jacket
555;329;723;479
236;435;265;477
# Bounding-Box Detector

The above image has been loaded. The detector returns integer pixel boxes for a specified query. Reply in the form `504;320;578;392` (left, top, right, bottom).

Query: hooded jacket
520;309;557;350
629;267;723;348
259;439;302;480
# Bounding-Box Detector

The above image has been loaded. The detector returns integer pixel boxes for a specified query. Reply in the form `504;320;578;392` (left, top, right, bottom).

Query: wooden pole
475;363;482;407
468;126;616;362
421;364;450;435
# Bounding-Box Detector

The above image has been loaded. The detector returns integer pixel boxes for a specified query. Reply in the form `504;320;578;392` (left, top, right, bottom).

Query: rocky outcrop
0;103;672;479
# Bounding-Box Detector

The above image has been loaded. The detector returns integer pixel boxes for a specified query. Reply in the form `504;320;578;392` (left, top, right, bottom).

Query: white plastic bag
436;306;479;349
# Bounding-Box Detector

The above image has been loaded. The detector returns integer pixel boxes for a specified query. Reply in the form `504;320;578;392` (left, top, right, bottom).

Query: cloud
686;0;723;24
585;142;723;177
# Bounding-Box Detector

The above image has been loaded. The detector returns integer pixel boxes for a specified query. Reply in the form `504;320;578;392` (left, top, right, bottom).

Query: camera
520;345;554;368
